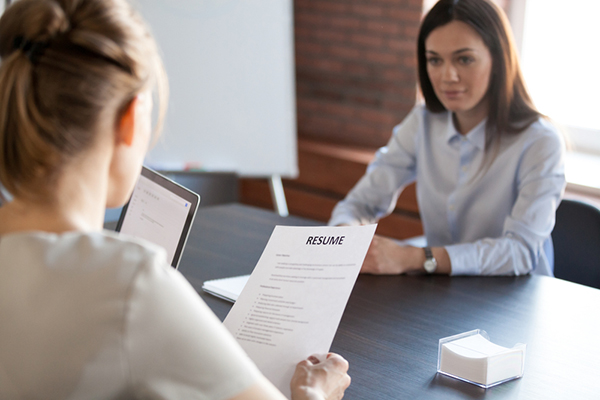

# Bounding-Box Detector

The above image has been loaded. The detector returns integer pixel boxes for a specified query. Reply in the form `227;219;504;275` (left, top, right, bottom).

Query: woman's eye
427;57;441;66
458;56;474;65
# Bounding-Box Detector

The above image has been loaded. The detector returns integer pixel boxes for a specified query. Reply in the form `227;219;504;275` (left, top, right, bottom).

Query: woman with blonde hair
0;0;350;398
330;0;565;277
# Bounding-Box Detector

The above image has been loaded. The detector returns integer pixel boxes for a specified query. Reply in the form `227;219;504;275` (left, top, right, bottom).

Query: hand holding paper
291;353;351;400
223;224;376;398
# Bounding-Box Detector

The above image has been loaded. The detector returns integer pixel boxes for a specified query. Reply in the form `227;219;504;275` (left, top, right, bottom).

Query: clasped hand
361;235;423;274
291;353;351;400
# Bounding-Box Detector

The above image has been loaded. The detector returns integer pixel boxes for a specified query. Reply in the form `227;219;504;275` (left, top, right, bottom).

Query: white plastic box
437;329;526;388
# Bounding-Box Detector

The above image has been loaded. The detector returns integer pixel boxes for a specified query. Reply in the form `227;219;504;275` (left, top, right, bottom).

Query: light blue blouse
329;105;566;276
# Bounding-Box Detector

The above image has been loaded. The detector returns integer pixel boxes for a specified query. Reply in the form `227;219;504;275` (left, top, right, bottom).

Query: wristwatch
423;247;437;273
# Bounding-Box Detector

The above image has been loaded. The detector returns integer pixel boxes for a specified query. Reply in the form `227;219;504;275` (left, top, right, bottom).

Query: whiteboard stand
269;175;289;217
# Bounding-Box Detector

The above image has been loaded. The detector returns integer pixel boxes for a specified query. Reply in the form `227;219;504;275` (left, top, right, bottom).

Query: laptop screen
115;167;200;268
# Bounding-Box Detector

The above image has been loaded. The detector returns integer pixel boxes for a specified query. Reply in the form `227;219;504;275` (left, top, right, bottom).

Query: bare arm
228;375;287;400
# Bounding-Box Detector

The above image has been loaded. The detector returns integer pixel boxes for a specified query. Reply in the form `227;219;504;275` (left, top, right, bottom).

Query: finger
306;355;320;365
361;253;378;273
343;374;351;389
324;353;349;371
332;374;352;400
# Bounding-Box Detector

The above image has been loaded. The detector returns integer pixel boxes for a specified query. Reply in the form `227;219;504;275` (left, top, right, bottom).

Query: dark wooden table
178;204;600;400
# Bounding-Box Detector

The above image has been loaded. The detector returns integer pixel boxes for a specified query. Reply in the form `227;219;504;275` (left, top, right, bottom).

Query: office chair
551;199;600;289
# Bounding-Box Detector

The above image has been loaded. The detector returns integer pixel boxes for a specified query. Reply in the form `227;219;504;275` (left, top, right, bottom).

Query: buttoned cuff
445;243;481;276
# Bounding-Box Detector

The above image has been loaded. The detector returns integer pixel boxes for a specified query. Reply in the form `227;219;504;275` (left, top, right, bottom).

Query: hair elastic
13;35;48;64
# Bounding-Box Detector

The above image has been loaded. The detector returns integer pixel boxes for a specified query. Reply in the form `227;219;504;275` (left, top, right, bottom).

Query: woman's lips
443;90;465;99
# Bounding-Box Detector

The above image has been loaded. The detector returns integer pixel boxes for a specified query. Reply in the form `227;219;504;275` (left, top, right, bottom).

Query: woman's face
425;20;493;119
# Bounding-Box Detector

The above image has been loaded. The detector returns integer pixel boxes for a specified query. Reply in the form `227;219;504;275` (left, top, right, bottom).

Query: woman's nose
442;64;460;83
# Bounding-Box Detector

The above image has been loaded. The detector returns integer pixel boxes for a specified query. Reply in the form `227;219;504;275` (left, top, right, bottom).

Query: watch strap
424;246;434;260
423;246;437;273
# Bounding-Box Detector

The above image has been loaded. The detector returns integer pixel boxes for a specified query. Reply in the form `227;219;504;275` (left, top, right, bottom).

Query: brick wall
241;0;426;233
294;0;423;149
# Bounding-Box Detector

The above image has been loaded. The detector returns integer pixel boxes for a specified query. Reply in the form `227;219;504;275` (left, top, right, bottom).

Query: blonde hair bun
0;0;167;202
0;0;69;58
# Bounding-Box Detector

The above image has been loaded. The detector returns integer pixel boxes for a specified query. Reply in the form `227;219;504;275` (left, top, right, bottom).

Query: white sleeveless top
0;231;260;399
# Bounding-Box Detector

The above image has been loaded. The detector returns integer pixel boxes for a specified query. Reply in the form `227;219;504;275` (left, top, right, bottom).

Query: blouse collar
445;112;487;150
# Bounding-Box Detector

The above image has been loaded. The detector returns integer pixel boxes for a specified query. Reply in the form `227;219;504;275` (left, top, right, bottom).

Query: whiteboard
137;0;298;177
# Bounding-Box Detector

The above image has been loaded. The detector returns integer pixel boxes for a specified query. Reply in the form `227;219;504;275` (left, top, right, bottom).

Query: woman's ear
117;97;139;147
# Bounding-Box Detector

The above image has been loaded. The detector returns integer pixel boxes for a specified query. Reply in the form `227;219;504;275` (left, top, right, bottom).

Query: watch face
424;259;437;273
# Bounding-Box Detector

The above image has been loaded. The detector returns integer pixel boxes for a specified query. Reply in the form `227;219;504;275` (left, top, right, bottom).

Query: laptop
115;166;200;269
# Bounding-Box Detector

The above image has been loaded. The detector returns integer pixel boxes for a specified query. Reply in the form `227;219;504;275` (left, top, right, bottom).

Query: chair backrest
552;199;600;289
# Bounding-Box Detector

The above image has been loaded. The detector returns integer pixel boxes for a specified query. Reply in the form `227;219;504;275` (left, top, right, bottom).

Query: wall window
520;0;600;192
521;0;600;153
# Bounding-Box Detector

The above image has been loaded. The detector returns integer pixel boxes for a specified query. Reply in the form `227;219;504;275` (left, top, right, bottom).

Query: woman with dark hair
329;0;565;276
0;0;350;398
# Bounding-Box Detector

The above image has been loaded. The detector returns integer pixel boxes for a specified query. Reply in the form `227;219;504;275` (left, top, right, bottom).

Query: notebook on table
115;166;200;269
202;274;250;302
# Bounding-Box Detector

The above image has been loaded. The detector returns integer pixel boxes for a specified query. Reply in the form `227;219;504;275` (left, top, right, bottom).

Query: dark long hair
418;0;540;137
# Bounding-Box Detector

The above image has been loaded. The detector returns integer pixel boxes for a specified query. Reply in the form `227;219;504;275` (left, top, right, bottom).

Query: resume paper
223;224;377;398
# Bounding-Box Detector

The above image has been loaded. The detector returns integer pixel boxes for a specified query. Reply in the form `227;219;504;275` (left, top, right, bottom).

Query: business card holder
437;329;526;389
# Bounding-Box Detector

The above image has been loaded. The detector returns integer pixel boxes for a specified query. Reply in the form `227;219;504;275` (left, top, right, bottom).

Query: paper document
223;224;376;398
